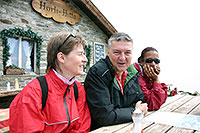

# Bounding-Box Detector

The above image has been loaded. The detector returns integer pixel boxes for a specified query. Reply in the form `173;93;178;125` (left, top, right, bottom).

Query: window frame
7;37;37;73
1;27;43;75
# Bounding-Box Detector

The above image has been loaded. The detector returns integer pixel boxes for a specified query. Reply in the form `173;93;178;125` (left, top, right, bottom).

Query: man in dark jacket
84;32;148;130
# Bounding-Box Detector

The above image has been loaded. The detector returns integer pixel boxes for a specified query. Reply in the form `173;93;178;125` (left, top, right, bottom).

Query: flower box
5;65;25;75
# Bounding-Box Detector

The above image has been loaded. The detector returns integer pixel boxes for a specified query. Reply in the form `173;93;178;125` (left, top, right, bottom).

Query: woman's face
141;50;160;68
59;44;88;79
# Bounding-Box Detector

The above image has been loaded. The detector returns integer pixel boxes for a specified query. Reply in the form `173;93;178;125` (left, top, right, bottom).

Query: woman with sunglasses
133;47;168;111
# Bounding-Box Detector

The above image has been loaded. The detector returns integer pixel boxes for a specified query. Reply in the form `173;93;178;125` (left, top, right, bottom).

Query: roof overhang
72;0;117;37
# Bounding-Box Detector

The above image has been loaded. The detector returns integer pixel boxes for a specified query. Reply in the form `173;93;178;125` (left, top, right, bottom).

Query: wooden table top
0;89;22;98
91;94;200;133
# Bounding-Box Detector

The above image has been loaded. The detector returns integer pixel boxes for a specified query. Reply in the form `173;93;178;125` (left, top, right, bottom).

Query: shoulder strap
73;82;78;101
37;76;78;111
36;76;48;111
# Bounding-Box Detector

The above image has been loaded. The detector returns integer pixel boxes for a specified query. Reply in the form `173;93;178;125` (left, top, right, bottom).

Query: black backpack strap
73;82;78;101
36;76;48;111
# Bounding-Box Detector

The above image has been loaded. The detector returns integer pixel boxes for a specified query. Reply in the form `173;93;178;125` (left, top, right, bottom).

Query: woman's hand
143;64;160;83
154;65;160;75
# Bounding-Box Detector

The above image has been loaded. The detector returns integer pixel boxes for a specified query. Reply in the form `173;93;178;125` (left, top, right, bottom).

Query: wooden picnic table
0;89;23;108
0;89;22;98
91;94;200;133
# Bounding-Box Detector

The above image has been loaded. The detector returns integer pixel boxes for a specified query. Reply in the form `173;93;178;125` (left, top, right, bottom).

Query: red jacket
9;69;91;133
133;63;168;111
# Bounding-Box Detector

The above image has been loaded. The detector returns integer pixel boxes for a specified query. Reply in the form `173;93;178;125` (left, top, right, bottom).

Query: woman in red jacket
9;32;91;132
133;47;168;111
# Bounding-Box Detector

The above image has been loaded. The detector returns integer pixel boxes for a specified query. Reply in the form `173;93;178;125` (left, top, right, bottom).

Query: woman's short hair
46;32;87;73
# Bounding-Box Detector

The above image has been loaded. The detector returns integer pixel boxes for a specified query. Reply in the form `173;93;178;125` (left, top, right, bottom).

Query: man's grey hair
108;32;133;48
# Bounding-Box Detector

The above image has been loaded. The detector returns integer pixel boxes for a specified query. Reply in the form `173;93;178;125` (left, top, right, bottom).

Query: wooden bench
0;108;9;132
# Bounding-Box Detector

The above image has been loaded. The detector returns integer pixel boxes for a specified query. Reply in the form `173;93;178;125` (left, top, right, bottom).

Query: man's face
108;40;133;74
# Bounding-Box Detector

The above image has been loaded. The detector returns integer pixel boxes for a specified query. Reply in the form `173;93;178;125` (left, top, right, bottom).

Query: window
7;37;36;73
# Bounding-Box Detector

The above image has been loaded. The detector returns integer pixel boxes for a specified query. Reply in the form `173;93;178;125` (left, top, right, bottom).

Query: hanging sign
32;0;81;25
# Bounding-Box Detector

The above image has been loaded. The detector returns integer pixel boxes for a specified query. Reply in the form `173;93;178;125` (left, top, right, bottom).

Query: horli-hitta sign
32;0;81;25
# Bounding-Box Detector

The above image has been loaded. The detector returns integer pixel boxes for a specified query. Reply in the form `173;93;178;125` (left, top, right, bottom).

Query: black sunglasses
57;33;76;52
142;58;160;64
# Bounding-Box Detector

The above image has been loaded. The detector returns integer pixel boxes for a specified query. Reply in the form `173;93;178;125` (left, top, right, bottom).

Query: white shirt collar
53;69;75;85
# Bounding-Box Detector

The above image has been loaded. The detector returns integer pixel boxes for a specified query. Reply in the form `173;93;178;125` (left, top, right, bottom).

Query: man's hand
135;101;148;115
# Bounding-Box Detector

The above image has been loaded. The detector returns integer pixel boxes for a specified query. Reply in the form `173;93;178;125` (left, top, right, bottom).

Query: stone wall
0;0;108;90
